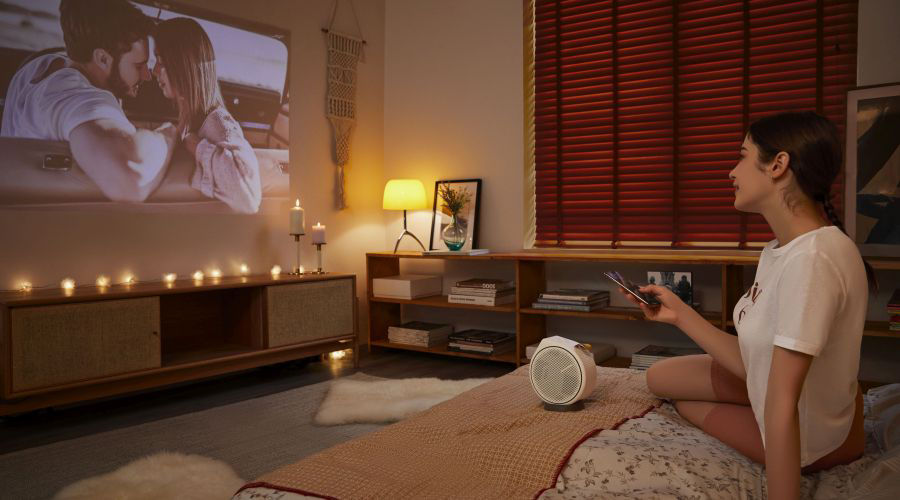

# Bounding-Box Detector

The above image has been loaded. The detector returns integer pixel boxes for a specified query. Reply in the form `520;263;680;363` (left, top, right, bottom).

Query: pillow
866;383;900;453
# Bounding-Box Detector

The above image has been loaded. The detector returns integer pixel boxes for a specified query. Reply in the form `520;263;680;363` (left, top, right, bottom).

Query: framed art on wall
429;179;481;251
845;83;900;256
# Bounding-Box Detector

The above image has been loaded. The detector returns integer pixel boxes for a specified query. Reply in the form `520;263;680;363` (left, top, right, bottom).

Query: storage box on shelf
0;273;357;415
366;251;900;368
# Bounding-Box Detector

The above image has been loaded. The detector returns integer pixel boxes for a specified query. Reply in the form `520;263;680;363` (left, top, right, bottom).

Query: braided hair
749;111;877;292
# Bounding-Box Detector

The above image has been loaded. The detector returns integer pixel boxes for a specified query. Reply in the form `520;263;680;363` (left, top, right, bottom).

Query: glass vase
441;214;467;251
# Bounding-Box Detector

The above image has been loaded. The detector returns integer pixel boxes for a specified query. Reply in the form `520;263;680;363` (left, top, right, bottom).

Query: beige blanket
240;366;660;500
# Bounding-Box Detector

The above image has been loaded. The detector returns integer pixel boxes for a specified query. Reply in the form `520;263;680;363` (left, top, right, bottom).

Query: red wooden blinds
533;0;857;248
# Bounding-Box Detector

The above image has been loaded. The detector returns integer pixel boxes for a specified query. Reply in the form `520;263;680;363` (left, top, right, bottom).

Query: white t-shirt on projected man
1;53;134;141
734;225;867;466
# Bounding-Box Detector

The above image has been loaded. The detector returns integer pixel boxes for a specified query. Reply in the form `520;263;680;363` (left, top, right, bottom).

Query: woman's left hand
183;133;201;158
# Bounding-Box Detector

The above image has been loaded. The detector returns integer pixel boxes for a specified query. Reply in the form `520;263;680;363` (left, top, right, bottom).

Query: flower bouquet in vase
437;184;472;251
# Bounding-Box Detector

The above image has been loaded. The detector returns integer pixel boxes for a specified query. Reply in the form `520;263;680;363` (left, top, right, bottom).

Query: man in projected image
0;0;176;203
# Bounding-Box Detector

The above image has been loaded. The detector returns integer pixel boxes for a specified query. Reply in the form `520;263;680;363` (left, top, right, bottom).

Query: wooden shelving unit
366;251;900;367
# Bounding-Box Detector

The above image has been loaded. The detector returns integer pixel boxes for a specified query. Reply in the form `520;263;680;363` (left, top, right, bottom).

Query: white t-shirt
734;225;867;466
1;54;133;141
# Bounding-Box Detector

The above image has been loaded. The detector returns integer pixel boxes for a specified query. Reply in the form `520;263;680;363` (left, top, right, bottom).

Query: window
530;0;857;248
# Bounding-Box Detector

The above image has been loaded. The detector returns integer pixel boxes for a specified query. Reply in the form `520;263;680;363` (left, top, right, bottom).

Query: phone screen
603;271;661;306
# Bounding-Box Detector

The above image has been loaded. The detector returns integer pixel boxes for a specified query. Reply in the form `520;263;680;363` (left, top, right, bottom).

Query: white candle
311;222;326;244
290;198;305;235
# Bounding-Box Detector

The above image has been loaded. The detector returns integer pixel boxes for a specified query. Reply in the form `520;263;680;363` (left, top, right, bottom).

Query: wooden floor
0;348;515;455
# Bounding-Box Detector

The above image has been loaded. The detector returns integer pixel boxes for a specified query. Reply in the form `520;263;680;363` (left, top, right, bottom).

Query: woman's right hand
617;284;689;326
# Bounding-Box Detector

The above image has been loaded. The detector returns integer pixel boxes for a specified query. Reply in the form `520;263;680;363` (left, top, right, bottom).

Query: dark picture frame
844;83;900;256
429;178;482;251
647;271;692;305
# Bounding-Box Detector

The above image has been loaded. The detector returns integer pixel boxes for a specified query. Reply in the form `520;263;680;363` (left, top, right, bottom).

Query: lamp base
393;229;426;253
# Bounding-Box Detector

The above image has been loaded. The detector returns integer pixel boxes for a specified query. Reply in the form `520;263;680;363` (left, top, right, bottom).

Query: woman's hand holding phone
617;284;687;326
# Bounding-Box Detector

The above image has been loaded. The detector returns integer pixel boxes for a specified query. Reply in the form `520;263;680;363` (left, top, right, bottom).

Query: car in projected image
0;0;289;213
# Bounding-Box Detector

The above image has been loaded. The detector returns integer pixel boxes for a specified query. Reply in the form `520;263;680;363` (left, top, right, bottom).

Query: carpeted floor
0;375;386;500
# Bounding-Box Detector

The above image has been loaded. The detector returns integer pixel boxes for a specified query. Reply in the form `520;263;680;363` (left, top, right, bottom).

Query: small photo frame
845;83;900;256
647;271;692;305
429;179;481;251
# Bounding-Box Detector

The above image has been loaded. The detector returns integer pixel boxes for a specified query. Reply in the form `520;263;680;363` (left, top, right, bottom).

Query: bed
234;367;900;500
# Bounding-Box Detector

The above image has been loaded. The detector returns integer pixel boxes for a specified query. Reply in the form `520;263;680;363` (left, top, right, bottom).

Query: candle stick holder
312;242;326;274
290;233;304;275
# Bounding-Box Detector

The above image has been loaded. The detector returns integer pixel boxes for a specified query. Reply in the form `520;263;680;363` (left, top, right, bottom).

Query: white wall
383;0;525;252
0;0;386;339
857;0;900;86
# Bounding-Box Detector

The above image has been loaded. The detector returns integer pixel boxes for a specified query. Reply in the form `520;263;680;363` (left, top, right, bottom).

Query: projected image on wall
0;0;289;213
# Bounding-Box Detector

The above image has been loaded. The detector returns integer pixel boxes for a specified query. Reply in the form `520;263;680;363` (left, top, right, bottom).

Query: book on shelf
539;289;609;302
387;321;453;347
889;289;900;316
448;293;514;306
372;274;442;299
448;286;515;297
448;329;514;345
448;338;514;355
534;296;608;305
530;300;608;312
423;249;490;256
455;278;514;290
629;344;704;370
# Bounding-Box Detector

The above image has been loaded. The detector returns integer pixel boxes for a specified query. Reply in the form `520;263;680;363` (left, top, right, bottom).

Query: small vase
441;214;467;251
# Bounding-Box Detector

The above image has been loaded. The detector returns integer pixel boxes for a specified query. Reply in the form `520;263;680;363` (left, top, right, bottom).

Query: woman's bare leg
646;354;749;404
646;354;766;464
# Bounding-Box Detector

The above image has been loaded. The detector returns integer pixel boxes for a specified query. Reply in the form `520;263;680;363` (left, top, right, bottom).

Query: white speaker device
529;336;597;411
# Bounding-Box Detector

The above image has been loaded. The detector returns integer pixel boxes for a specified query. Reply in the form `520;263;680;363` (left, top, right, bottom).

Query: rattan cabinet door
266;279;354;347
10;297;160;393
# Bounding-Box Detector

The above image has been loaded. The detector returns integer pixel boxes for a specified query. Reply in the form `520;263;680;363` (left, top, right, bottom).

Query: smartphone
603;271;661;306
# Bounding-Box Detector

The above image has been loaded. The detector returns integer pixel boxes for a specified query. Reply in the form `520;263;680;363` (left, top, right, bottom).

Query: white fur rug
314;375;493;425
54;452;244;500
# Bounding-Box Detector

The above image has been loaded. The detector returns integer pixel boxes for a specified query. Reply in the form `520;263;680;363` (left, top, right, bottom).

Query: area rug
0;376;385;500
53;452;243;500
314;376;493;425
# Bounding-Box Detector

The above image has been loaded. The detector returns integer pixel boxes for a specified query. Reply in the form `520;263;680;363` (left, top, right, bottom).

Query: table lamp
383;179;428;253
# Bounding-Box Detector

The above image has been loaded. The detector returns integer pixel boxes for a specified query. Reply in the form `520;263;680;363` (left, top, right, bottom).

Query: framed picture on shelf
429;179;481;251
647;271;692;305
844;83;900;256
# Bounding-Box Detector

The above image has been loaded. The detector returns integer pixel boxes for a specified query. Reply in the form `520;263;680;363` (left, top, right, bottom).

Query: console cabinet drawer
9;297;160;393
266;279;354;347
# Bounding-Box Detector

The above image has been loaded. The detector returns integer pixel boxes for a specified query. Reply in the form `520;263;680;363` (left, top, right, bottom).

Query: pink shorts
702;360;863;473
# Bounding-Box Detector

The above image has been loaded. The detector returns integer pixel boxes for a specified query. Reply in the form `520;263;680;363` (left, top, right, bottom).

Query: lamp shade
383;179;427;210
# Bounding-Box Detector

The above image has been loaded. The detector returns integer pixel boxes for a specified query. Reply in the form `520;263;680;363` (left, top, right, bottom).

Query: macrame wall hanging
324;0;365;209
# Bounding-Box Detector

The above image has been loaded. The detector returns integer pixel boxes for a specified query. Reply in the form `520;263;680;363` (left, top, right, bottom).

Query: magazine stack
387;321;453;347
630;345;704;370
447;329;515;356
531;289;610;312
890;289;900;332
447;278;515;306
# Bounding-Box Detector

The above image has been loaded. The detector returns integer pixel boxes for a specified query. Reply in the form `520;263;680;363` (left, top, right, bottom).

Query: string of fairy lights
5;263;300;294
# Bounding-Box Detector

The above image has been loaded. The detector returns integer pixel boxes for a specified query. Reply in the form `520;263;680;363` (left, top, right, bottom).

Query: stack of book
448;278;515;306
387;321;453;347
448;329;515;355
630;345;704;370
890;289;900;332
531;289;610;312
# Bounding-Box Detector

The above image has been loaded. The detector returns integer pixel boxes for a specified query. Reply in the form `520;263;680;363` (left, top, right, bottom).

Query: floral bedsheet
235;402;879;500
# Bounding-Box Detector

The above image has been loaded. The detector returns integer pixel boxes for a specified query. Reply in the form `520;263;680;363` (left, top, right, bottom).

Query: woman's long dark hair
154;18;224;133
748;111;877;293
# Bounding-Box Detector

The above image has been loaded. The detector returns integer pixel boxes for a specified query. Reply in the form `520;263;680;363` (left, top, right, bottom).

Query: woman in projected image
152;17;261;214
618;112;876;499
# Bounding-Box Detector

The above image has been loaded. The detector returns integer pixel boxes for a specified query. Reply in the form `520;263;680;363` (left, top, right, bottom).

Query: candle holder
311;242;327;274
289;233;304;275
